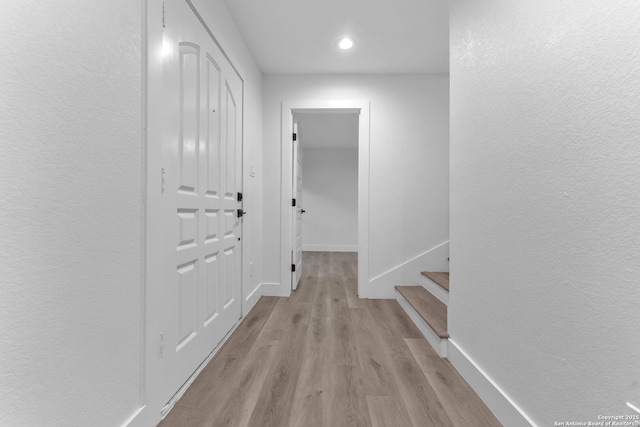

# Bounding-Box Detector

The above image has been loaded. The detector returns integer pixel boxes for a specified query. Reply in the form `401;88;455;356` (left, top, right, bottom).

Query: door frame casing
144;0;163;424
291;119;302;290
280;100;370;297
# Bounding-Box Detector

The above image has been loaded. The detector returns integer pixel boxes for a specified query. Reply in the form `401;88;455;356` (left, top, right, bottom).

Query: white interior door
159;0;243;404
292;119;303;290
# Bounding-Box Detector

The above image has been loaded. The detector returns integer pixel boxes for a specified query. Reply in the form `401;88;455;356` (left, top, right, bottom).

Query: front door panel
160;0;243;405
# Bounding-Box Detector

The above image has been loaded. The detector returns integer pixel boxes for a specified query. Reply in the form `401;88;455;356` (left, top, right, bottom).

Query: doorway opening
280;101;370;298
294;111;359;291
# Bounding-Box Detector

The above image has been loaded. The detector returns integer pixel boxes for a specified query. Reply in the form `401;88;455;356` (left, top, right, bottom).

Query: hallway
160;252;501;426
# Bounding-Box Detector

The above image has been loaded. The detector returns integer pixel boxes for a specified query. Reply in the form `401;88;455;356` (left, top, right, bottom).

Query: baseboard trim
243;283;262;316
627;402;640;415
395;289;448;357
448;339;536;427
302;244;358;252
122;405;146;427
261;282;290;297
161;319;241;419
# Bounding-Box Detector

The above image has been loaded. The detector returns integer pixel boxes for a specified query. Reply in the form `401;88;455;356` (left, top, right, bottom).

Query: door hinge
291;264;296;272
159;332;165;358
237;192;243;202
292;198;296;207
162;2;166;28
292;133;297;141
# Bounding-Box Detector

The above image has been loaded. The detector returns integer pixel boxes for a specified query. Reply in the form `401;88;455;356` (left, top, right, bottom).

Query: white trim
448;339;537;427
145;0;164;423
280;100;370;298
138;0;149;425
161;319;241;419
368;241;449;299
185;0;244;81
356;102;370;299
421;274;449;305
158;289;262;421
302;244;358;252
261;282;290;297
244;283;263;314
122;405;146;427
627;402;640;415
395;289;448;358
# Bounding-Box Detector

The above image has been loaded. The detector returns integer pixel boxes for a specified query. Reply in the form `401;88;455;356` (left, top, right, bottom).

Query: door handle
301;209;306;214
237;209;246;218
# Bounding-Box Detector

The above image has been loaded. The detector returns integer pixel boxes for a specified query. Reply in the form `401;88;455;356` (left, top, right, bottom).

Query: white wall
302;148;358;252
197;0;264;311
450;0;640;425
262;75;449;297
0;1;264;425
0;2;143;426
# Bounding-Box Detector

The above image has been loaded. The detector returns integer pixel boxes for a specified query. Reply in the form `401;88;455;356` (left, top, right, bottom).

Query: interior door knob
301;209;306;214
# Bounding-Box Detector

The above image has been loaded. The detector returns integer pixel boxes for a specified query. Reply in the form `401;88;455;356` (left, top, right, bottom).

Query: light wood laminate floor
160;252;502;427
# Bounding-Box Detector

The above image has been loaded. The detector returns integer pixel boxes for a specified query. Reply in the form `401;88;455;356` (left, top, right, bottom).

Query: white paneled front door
159;0;243;405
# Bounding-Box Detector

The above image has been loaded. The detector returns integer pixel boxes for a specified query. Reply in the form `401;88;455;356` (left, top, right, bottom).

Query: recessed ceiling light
337;37;355;50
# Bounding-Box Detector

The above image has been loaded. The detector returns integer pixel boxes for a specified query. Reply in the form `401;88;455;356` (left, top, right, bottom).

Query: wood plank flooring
160;252;501;427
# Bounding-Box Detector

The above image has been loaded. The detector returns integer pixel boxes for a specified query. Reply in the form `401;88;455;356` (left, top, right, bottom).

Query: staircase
395;271;449;357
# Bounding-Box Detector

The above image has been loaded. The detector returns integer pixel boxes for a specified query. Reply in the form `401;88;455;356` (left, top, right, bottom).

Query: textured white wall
262;75;449;296
450;0;640;424
0;2;143;426
302;148;358;251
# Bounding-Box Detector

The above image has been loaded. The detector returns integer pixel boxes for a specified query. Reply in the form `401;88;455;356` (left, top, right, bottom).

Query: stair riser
421;276;449;305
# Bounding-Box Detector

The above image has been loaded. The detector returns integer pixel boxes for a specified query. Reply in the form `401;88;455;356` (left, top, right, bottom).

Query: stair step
395;286;449;357
396;286;448;338
421;271;449;292
421;271;449;305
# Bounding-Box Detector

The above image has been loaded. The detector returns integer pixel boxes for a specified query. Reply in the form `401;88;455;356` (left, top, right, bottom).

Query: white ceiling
297;113;359;148
223;0;449;74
